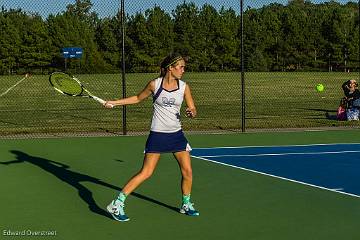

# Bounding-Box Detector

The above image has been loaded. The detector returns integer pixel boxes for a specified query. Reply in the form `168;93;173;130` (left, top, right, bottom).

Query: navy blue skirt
145;130;191;153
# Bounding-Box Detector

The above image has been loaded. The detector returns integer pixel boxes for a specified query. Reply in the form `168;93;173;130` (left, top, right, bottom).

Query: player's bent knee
139;170;154;180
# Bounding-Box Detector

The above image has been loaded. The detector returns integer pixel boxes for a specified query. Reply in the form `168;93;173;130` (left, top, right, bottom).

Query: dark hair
342;80;352;91
159;52;184;77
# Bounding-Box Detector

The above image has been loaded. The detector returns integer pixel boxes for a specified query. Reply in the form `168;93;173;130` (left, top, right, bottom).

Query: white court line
198;150;360;158
191;155;360;199
0;76;27;97
194;142;360;150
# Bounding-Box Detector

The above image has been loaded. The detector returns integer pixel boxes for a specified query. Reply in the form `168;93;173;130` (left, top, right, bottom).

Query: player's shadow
1;150;178;219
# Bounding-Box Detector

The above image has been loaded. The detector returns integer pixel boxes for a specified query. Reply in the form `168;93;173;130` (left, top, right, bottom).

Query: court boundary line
198;150;360;158
193;142;360;150
191;155;360;199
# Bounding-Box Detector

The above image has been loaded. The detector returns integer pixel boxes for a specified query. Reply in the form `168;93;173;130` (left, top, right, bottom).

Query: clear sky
0;0;356;18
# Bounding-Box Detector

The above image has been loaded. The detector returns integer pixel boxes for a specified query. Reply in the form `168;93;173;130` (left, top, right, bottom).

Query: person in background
342;79;360;120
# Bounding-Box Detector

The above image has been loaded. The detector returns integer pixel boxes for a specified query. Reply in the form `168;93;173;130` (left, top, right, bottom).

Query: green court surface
1;129;360;240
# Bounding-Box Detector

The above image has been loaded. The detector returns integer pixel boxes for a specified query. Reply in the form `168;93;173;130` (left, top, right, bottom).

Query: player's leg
122;153;161;194
107;153;161;221
174;151;199;216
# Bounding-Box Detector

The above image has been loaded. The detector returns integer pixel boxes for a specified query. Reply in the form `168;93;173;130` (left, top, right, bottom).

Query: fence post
121;0;127;135
240;0;245;132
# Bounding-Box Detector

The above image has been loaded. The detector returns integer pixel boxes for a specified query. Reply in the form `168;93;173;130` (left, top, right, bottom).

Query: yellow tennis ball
316;83;324;92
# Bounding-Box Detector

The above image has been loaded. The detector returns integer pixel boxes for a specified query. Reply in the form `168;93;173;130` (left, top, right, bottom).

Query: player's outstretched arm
104;80;155;108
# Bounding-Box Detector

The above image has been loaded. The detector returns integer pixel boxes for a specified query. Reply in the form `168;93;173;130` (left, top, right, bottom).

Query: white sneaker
179;202;200;216
107;200;129;222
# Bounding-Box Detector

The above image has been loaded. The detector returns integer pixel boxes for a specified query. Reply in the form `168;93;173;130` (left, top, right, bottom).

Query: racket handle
92;95;114;108
91;96;106;105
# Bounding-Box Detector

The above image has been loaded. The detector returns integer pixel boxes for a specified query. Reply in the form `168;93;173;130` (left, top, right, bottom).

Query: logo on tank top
162;97;175;107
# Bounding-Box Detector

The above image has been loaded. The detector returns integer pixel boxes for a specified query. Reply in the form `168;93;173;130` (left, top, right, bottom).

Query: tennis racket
49;72;107;105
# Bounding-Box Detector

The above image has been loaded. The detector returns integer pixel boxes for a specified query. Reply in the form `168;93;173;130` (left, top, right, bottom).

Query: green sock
182;194;191;204
116;191;127;203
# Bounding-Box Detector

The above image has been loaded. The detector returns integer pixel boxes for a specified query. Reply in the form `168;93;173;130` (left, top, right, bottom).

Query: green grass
1;130;360;240
0;72;358;136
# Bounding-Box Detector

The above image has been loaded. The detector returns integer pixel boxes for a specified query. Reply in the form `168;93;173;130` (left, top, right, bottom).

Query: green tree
280;1;309;70
0;1;358;74
0;9;21;74
197;4;219;71
47;3;106;73
257;3;283;71
172;2;202;71
66;0;98;26
216;7;239;71
243;8;268;71
144;6;174;70
96;17;120;71
19;14;52;73
126;12;152;72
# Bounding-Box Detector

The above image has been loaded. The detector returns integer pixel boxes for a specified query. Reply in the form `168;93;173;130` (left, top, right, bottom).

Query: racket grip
92;96;106;105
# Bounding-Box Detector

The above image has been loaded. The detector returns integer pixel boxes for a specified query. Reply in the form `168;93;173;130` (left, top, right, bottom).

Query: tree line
0;0;358;74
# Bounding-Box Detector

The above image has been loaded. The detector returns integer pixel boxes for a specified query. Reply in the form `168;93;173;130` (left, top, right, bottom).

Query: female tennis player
104;53;199;222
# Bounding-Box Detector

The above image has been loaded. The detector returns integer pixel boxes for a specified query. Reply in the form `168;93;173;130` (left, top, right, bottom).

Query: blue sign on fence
62;47;83;59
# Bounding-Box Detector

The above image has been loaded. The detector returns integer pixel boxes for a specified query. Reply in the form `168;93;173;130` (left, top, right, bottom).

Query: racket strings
50;74;83;96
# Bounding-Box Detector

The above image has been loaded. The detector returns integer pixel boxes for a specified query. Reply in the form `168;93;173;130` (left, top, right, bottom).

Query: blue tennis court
191;143;360;198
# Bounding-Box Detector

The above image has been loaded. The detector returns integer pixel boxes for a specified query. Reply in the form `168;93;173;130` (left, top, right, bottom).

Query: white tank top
150;77;186;133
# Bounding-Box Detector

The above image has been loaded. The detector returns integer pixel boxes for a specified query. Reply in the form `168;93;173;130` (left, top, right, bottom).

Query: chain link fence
0;0;358;137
